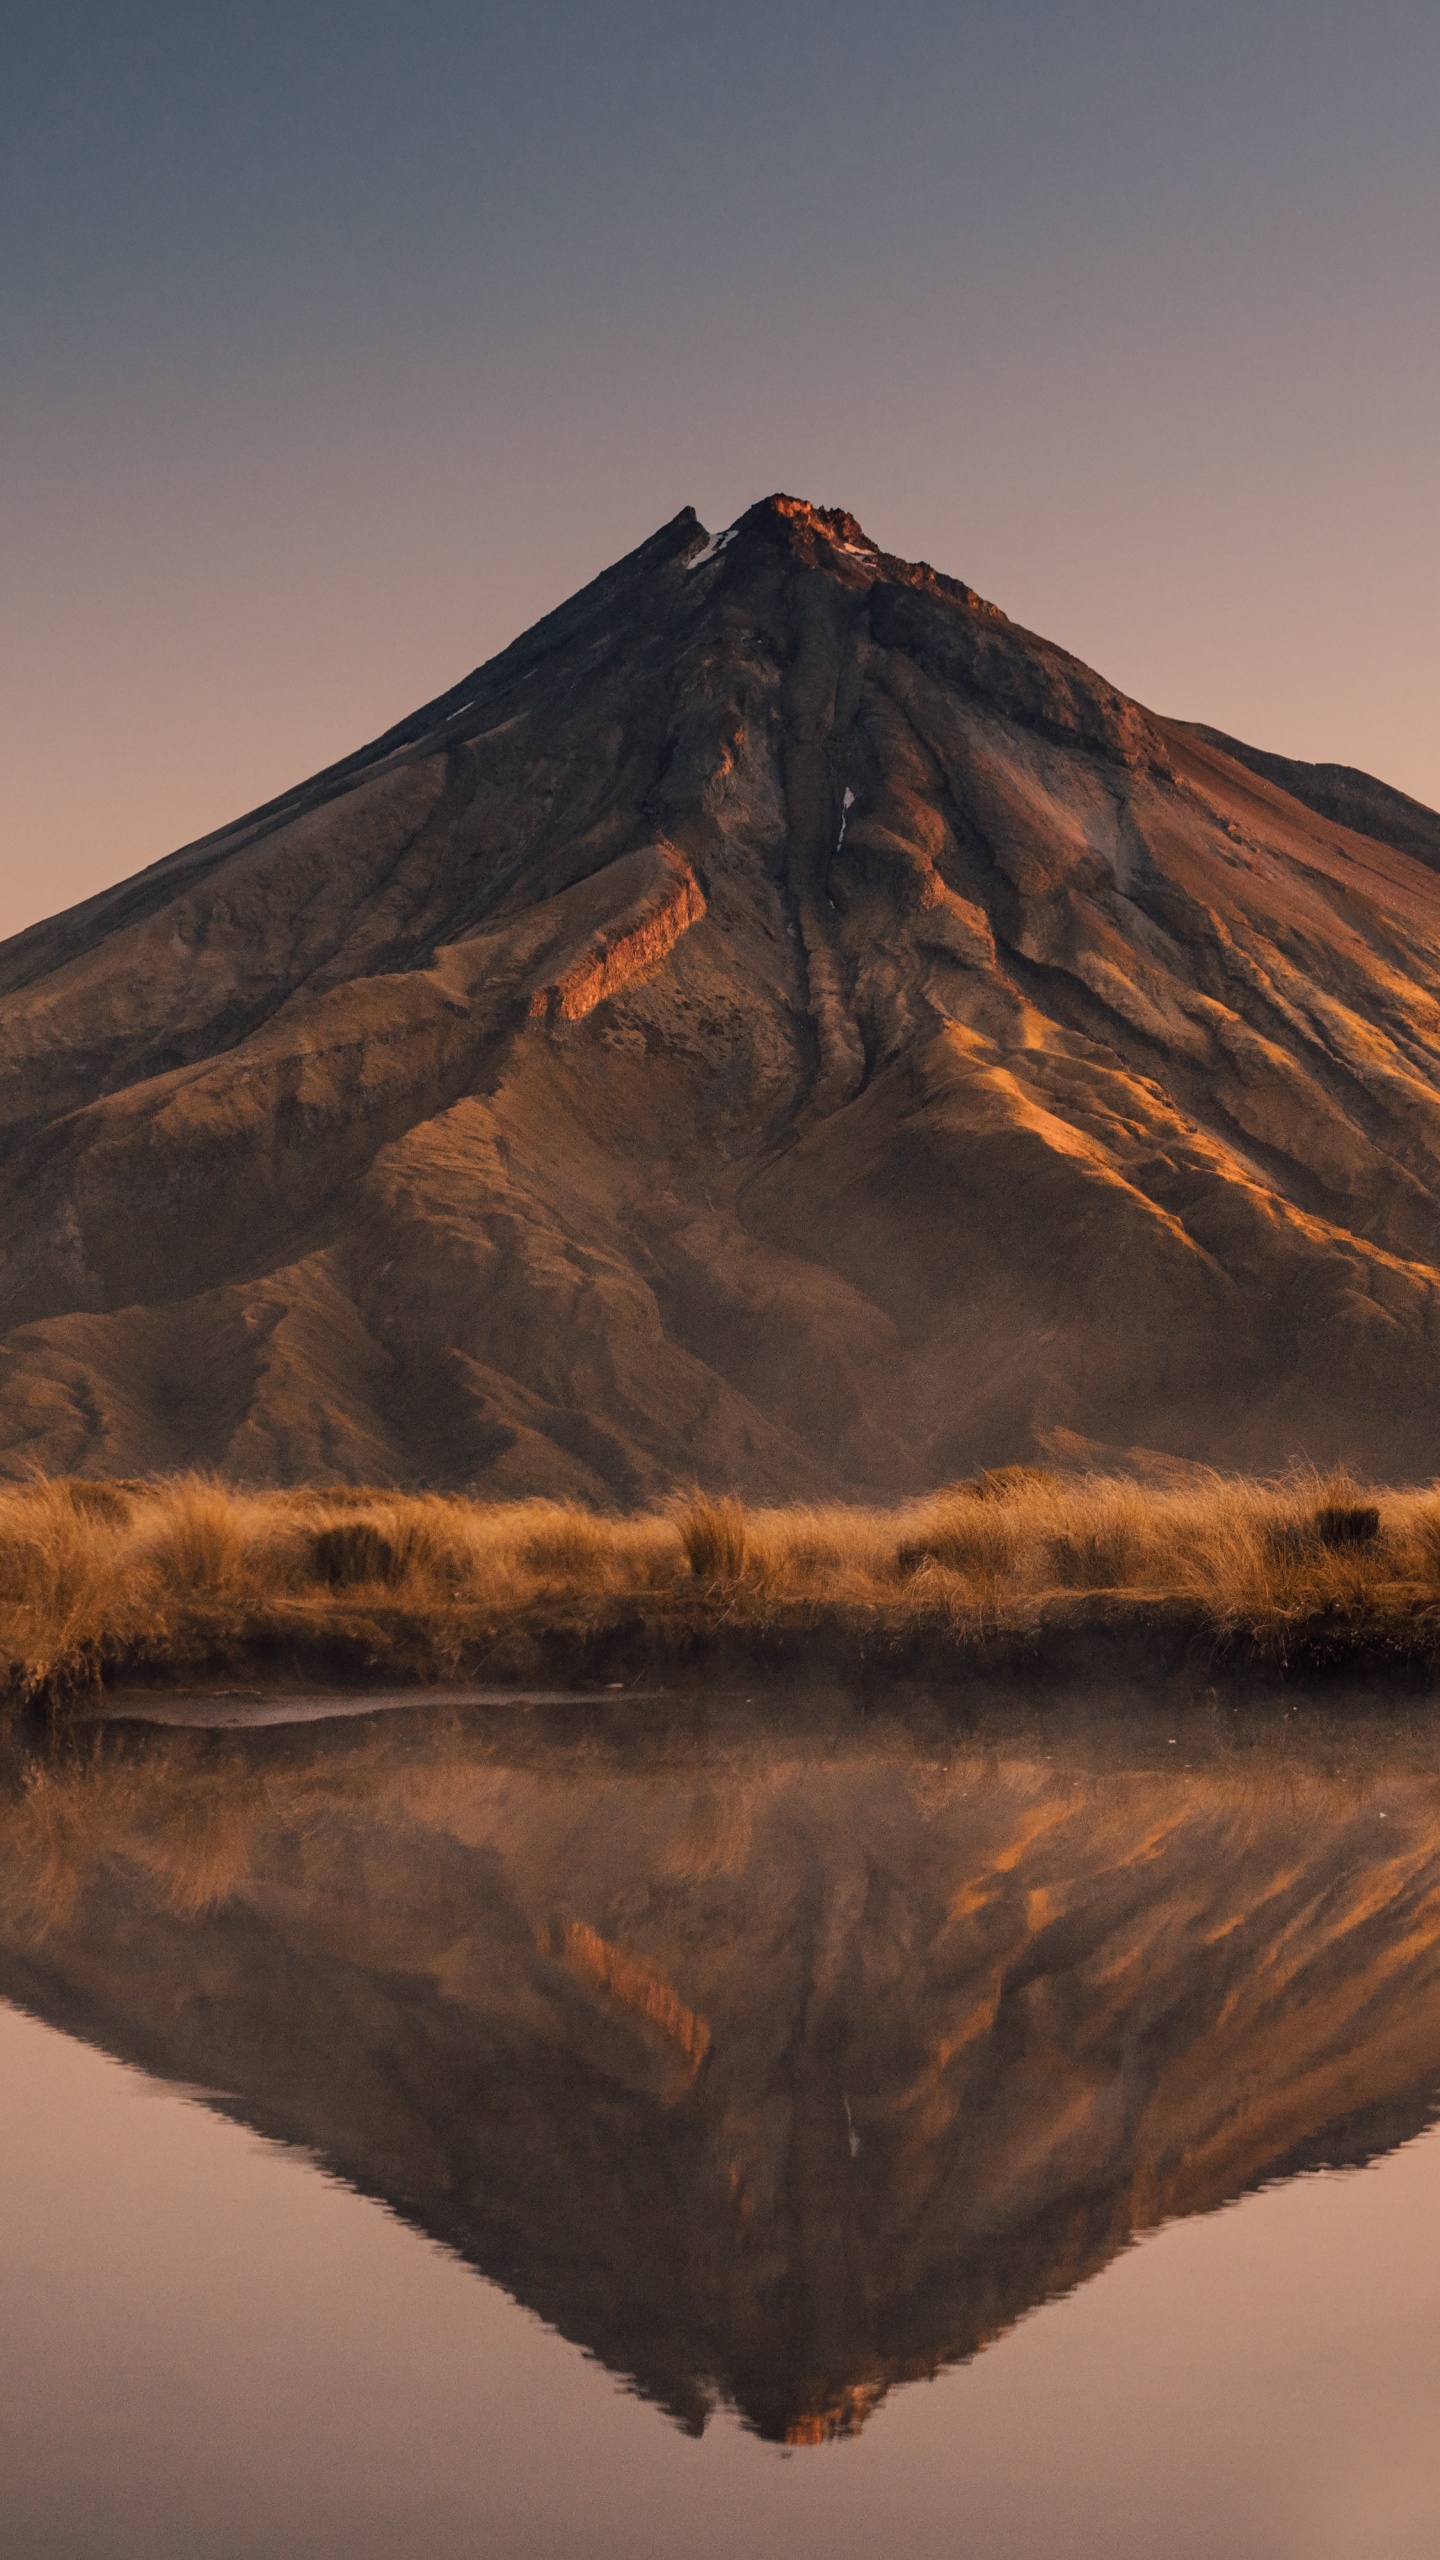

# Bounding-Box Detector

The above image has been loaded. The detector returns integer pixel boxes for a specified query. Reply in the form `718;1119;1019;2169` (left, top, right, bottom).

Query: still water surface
3;1690;1440;2557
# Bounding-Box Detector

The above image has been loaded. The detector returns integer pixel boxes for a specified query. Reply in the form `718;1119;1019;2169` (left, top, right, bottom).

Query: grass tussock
3;1464;1440;1709
672;1491;748;1586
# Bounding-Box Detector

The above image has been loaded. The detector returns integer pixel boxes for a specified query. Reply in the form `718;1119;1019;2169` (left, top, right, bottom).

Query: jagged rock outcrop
6;493;1440;1492
3;1708;1439;2441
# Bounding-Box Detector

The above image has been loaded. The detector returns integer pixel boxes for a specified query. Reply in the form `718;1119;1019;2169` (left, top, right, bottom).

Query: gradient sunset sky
3;0;1437;941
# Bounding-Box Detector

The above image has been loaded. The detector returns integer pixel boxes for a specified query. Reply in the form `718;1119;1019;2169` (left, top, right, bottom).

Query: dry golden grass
1;1466;1439;1708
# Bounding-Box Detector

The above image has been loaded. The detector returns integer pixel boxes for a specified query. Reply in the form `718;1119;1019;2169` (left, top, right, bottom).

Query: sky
2;0;1438;942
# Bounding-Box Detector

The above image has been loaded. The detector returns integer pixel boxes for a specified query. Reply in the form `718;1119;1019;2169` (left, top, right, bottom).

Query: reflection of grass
3;1466;1440;1707
0;1725;413;1933
2;1751;260;1926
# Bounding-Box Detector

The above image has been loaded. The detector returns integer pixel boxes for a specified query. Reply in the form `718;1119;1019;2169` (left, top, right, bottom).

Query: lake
3;1685;1440;2557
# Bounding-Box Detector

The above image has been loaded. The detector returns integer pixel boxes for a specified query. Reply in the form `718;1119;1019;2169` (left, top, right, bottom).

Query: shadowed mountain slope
6;495;1440;1493
3;1710;1440;2443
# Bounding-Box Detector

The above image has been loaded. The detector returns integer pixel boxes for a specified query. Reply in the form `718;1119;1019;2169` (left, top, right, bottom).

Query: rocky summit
5;494;1440;1497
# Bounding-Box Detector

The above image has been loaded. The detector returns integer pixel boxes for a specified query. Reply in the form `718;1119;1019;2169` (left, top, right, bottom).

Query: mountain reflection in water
2;1695;1439;2448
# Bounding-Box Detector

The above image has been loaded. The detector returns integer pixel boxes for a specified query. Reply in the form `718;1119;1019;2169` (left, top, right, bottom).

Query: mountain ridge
1182;721;1440;873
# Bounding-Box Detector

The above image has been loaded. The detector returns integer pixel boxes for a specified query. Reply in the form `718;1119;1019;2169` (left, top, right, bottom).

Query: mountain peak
688;490;1005;620
737;491;878;553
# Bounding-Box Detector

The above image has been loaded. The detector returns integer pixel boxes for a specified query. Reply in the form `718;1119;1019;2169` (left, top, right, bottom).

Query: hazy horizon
4;0;1438;943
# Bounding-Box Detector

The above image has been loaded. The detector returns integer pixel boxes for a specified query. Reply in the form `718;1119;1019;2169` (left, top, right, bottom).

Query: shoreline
8;1473;1440;1716
59;1586;1440;1719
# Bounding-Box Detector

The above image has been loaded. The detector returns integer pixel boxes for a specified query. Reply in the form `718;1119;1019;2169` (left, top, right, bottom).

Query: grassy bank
5;1466;1440;1709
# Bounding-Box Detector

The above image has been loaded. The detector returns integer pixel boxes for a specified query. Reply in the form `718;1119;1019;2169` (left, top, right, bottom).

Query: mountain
3;1708;1439;2442
5;493;1440;1496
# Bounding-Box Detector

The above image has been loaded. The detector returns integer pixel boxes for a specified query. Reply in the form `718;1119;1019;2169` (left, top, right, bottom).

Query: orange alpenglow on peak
2;495;1440;1493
